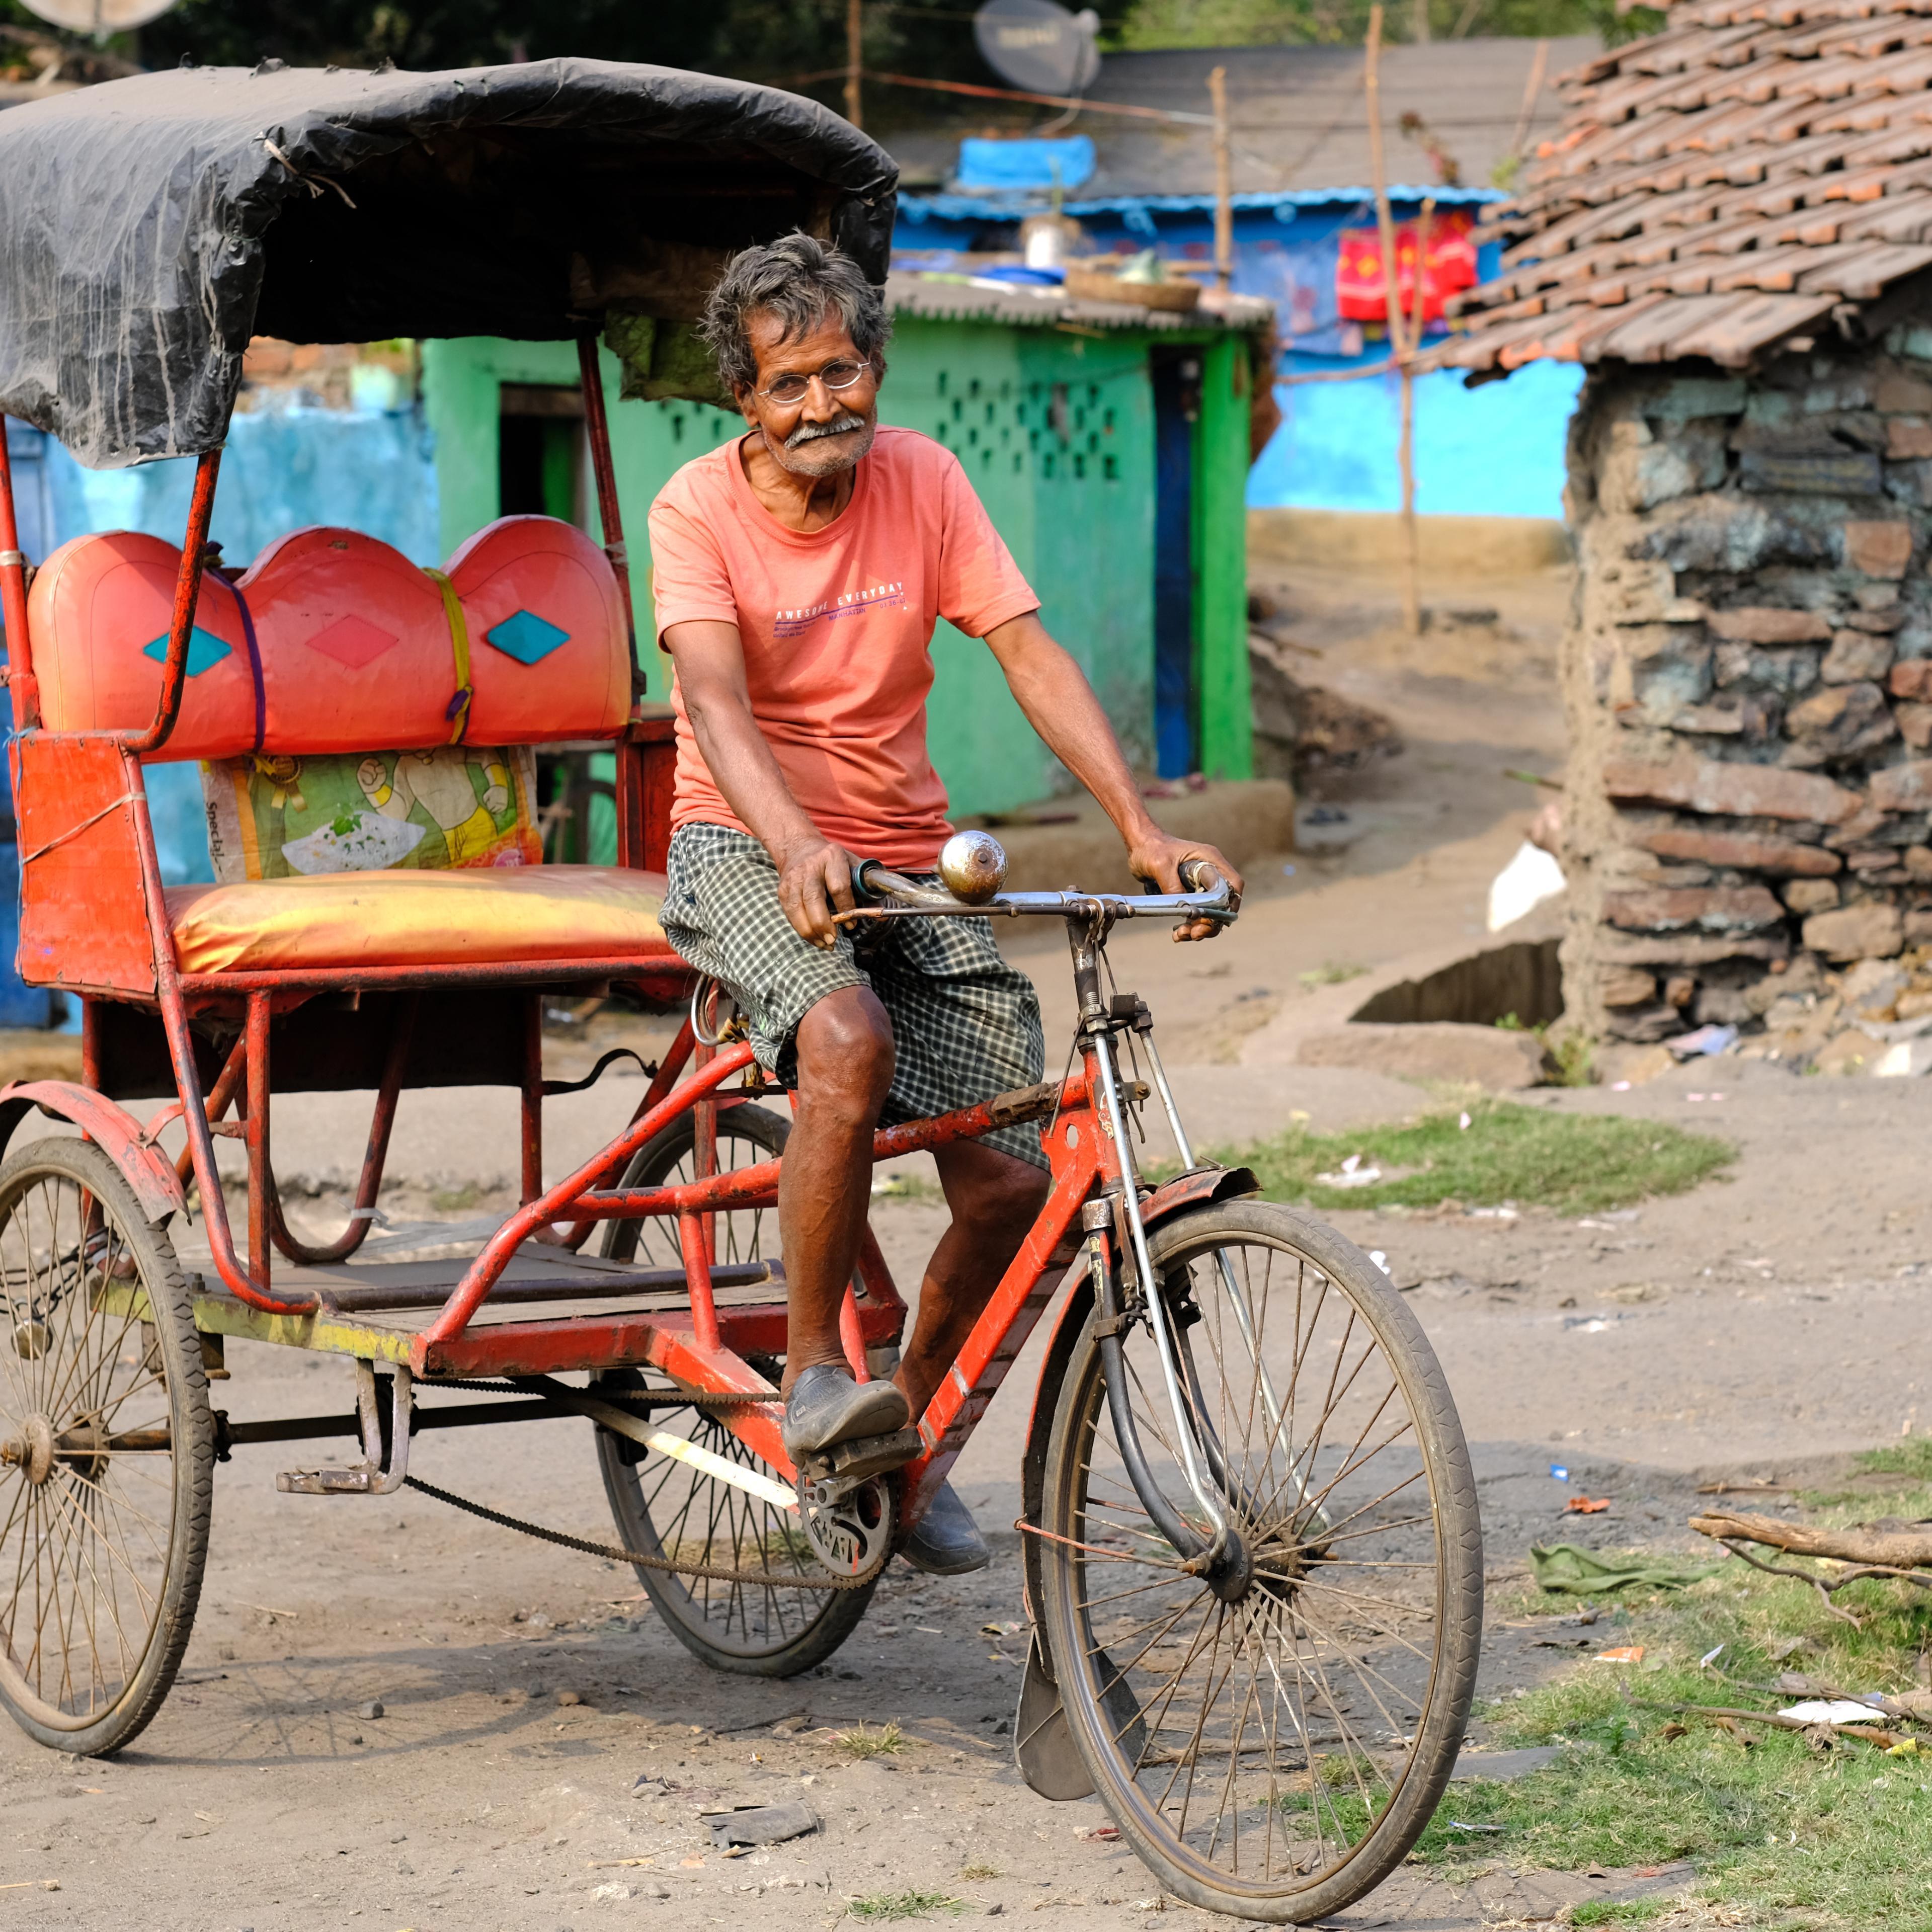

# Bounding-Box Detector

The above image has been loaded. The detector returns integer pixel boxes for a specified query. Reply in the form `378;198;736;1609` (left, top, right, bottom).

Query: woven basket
1062;264;1201;312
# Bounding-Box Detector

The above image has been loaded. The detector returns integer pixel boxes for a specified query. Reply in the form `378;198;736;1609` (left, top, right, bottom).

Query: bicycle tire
0;1137;214;1755
594;1104;876;1675
1037;1199;1481;1922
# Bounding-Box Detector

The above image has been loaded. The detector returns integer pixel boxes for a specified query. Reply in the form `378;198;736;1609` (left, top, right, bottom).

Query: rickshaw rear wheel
594;1104;875;1676
0;1138;213;1755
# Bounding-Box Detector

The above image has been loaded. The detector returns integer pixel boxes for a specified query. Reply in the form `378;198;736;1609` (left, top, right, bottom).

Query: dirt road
3;558;1915;1928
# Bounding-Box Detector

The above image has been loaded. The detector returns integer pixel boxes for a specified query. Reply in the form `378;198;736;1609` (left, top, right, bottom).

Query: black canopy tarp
0;60;897;469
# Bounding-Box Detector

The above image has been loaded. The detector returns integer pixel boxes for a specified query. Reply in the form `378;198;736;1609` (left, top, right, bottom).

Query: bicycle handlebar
850;855;1237;926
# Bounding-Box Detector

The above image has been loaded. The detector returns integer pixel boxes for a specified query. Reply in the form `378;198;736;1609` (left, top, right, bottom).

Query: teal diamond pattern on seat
484;608;570;666
141;626;231;676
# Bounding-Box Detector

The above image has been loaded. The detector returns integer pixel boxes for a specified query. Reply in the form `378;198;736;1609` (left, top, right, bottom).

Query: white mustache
786;413;867;449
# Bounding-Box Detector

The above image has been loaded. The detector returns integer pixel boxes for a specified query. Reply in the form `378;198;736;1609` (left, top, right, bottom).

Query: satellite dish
18;0;178;33
975;0;1101;99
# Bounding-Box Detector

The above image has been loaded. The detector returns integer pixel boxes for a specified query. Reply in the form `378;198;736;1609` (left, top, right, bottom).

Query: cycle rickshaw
0;57;1478;1922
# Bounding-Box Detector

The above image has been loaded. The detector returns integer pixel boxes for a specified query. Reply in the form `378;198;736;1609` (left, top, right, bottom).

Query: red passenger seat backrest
24;516;630;757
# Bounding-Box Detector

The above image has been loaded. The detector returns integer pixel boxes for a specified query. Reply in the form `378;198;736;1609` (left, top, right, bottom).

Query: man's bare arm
982;610;1243;941
662;619;856;948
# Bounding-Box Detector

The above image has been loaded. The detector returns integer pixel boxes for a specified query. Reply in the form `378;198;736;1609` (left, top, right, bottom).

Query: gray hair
700;233;891;396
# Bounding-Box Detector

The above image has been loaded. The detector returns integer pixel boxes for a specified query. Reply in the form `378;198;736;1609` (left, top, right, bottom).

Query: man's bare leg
777;987;912;1459
779;985;895;1385
893;1138;1051;1574
895;1139;1053;1420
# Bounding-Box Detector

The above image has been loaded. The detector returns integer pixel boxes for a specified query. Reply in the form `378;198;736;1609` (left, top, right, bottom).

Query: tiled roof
1435;0;1932;375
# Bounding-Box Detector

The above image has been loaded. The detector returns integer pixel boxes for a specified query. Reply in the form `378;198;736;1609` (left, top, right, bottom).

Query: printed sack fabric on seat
202;746;541;882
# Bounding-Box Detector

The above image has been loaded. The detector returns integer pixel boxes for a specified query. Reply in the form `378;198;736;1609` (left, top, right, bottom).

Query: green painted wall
421;313;1252;819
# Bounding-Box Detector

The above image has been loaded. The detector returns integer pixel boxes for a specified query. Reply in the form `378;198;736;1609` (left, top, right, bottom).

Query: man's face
737;310;880;480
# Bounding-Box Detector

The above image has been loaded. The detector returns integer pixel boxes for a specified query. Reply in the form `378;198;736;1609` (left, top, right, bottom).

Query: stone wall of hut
1561;330;1932;1064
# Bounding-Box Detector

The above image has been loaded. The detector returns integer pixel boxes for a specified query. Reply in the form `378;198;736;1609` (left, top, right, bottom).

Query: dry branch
1691;1509;1932;1570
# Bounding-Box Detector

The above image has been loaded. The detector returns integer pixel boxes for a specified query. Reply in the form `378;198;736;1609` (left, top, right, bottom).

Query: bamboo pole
845;0;863;128
1209;65;1233;292
1365;6;1422;637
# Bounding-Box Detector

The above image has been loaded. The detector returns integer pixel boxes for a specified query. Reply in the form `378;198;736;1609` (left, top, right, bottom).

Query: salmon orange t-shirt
648;428;1039;869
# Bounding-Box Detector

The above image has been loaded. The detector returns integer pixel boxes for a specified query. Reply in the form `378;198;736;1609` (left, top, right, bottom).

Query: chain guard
801;1472;895;1577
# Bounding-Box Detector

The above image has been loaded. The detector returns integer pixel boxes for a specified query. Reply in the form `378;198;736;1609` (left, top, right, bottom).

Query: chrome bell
937;829;1008;904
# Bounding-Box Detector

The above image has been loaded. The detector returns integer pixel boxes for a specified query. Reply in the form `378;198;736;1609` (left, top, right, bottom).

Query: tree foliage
1115;0;1660;48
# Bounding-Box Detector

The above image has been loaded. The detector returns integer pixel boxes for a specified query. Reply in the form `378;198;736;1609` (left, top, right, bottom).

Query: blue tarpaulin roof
955;134;1096;192
898;185;1500;224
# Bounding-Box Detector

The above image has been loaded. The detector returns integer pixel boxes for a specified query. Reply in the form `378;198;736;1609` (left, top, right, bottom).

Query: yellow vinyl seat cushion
167;865;676;974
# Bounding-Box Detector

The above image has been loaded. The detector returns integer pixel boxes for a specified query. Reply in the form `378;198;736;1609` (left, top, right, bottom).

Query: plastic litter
1459;1110;1472;1130
705;1801;820;1848
1369;1250;1391;1274
1487;839;1565;933
1531;1543;1719;1593
1779;1700;1889;1726
1701;1644;1725;1668
1315;1153;1382;1188
1667;1023;1737;1060
1593;1646;1645;1664
1565;1497;1611;1514
1549;1464;1569;1481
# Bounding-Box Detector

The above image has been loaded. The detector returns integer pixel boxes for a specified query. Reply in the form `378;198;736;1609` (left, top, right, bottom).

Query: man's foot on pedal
782;1362;911;1463
900;1480;990;1575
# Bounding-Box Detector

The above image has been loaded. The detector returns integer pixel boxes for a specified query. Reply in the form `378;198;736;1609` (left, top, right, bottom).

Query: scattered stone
1822;629;1897;685
357;1700;384;1721
1872;761;1932;811
1705;606;1832;643
556;1690;585;1708
1844;518;1914;577
1641;828;1839;876
1601;886;1784;933
1602;753;1860;823
705;1800;820;1848
1785;680;1898;758
1803;902;1904;960
1600;966;1658;1008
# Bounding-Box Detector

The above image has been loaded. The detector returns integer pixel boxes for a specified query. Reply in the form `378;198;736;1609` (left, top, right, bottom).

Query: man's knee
795;987;895;1118
947;1148;1051;1232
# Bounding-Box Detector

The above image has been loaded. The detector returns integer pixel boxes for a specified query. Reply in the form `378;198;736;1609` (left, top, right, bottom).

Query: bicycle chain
404;1379;886;1592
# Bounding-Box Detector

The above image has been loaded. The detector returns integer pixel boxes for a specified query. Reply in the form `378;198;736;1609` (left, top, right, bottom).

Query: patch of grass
1216;1100;1732;1217
835;1720;906;1760
1571;1904;1664;1926
1855;1435;1932;1481
1419;1484;1932;1922
870;1172;942;1204
1298;961;1370;990
957;1860;1001;1880
430;1183;481;1213
845;1890;966;1922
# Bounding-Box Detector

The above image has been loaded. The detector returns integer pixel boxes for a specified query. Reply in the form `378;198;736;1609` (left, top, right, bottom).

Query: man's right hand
776;836;862;949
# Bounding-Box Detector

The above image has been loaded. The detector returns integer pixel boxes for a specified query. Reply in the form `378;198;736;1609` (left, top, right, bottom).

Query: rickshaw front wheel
0;1137;213;1755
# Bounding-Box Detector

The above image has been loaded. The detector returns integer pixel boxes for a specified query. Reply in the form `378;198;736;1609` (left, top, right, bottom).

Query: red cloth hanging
1335;211;1478;325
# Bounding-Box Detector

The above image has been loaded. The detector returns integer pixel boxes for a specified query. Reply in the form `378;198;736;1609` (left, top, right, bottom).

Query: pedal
796;1426;921;1493
276;1465;376;1494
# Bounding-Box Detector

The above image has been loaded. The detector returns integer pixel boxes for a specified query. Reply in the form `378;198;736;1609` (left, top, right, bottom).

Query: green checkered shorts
661;823;1048;1170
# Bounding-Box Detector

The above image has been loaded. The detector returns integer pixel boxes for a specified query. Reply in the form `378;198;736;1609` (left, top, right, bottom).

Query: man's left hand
1128;834;1244;942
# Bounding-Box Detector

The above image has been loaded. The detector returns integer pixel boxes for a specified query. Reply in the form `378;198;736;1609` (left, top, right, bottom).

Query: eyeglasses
755;358;874;406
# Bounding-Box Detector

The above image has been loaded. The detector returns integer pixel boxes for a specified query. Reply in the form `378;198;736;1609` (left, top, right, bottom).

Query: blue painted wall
1253;358;1584;518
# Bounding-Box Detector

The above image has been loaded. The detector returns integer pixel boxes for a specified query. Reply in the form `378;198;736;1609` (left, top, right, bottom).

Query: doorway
1151;351;1201;780
497;382;586;523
